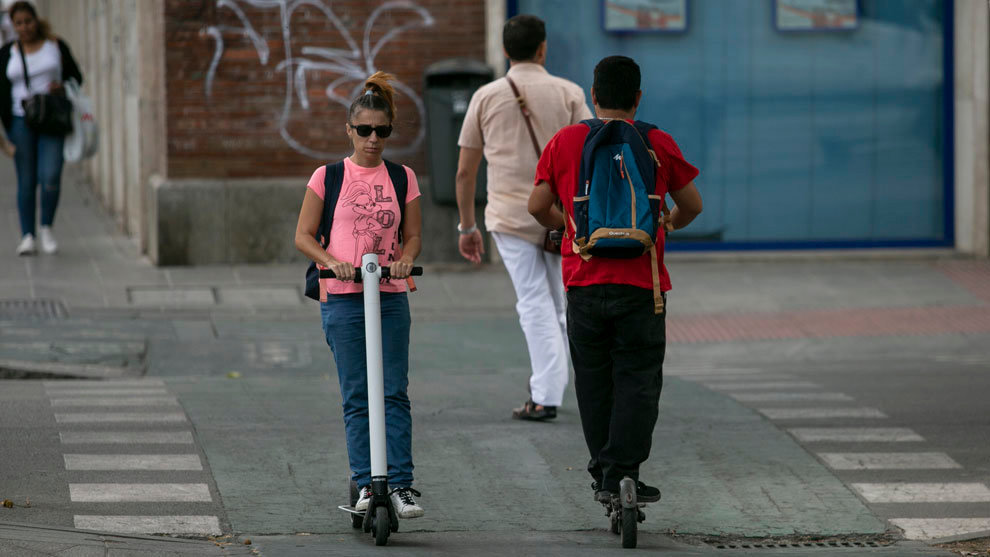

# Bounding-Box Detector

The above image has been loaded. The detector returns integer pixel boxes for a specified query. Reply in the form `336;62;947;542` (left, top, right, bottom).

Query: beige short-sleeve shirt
458;63;592;244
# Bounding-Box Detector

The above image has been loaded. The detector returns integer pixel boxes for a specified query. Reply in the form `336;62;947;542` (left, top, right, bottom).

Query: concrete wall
955;0;990;257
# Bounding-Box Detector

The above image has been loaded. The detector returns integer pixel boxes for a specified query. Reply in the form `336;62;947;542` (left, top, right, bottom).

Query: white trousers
492;231;569;407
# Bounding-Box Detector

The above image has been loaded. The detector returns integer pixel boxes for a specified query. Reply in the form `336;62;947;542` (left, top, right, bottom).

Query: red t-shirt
535;121;699;292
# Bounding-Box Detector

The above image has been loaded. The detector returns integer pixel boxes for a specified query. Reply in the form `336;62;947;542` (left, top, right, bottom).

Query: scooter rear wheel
349;480;363;529
374;506;389;546
621;507;637;548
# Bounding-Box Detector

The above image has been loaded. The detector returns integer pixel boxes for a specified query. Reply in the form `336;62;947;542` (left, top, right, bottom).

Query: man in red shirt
528;55;703;502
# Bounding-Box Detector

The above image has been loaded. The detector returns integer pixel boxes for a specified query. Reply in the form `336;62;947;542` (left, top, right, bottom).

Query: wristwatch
457;223;477;235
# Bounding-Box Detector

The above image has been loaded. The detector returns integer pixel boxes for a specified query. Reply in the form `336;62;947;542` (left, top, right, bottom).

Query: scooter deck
338;505;364;516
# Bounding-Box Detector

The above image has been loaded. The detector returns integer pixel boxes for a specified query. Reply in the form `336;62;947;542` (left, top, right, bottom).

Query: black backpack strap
383;159;408;243
317;161;345;248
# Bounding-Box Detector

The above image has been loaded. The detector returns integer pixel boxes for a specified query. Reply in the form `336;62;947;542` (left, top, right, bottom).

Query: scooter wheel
374;506;389;546
609;510;620;535
349;481;363;529
621;506;637;548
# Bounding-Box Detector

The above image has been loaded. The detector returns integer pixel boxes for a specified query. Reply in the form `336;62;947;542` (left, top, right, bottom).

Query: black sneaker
592;480;661;503
636;481;661;503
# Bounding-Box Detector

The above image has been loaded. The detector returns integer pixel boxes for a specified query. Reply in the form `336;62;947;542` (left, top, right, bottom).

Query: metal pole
362;253;387;480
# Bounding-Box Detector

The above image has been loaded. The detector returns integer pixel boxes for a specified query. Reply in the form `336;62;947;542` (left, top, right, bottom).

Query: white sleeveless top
6;40;62;117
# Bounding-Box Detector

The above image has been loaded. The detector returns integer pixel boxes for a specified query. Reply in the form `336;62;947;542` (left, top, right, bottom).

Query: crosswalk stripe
50;397;179;407
818;452;961;470
852;483;990;503
758;407;887;420
59;431;194;444
731;392;853;402
44;379;166;388
69;483;212;502
64;454;202;471
889;518;990;541
45;388;170;397
704;381;821;390
680;374;796;382
74;515;221;535
55;412;187;423
788;428;924;442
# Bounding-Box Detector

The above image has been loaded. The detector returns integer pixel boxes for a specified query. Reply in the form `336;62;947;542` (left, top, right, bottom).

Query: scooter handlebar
319;266;423;280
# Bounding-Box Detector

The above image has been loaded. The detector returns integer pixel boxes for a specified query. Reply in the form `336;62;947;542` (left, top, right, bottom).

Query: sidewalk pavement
2;158;986;555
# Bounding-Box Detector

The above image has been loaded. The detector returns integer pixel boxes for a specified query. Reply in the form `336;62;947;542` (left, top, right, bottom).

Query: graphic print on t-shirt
341;180;396;259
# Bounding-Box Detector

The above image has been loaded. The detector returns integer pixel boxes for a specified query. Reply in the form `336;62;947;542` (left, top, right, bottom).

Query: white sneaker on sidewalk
389;487;424;519
16;234;35;255
39;226;57;254
354;485;371;511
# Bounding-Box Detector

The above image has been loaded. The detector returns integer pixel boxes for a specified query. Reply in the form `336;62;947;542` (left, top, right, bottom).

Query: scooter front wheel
374;506;390;546
621;507;637;548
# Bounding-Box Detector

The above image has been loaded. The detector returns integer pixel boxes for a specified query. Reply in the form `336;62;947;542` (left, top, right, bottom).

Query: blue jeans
8;116;65;237
321;292;413;489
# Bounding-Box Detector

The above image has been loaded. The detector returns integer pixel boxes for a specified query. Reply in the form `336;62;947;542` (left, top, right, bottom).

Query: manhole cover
0;299;67;319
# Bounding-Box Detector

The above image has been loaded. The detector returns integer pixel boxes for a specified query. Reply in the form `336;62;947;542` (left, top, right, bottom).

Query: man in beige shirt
455;14;592;421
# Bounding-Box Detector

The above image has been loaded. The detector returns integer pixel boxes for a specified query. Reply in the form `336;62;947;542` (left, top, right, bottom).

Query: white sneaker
16;234;35;255
354;485;371;511
389;487;424;519
39;226;57;254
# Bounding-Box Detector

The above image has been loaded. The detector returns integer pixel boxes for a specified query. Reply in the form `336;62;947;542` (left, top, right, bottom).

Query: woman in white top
0;1;82;255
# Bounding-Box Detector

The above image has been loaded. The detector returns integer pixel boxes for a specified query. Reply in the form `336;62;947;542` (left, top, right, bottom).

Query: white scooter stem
361;253;388;480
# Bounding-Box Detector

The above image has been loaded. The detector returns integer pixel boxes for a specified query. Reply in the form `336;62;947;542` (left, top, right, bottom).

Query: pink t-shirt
307;157;421;295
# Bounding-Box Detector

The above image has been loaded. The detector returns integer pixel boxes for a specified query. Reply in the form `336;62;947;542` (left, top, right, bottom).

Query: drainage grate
714;541;882;550
0;299;67;319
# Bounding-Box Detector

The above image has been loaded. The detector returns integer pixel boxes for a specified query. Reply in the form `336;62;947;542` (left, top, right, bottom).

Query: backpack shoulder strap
383;159;408;242
317;161;345;248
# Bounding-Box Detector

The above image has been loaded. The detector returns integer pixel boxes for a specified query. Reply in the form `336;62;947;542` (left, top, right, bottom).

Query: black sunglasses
348;123;393;138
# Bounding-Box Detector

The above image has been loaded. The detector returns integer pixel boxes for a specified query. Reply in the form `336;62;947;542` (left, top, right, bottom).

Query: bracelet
457;223;477;235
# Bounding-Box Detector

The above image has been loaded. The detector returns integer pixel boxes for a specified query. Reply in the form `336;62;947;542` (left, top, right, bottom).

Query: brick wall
166;0;486;178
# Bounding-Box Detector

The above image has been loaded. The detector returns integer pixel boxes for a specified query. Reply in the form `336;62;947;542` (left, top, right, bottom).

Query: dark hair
593;56;641;111
9;1;51;40
347;71;397;124
503;15;545;62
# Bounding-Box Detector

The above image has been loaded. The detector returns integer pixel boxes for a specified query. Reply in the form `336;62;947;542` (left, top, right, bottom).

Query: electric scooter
598;476;646;549
323;253;423;546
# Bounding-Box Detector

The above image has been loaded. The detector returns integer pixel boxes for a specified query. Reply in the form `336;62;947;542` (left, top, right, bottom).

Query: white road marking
69;483;212;502
44;379;166;388
44;388;170;397
818;452;961;470
681;374;796;382
788;428;924;442
704;381;822;390
59;431;194;444
74;515;221;535
64;454;202;471
55;412;187;423
852;483;990;503
731;392;853;402
50;397;179;407
758;407;887;420
889;518;990;540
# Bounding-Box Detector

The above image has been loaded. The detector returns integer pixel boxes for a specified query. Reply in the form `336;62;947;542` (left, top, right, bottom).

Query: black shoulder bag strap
17;42;31;94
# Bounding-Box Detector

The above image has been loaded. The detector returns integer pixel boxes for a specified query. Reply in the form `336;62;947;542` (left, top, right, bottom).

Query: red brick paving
668;305;990;343
936;260;990;303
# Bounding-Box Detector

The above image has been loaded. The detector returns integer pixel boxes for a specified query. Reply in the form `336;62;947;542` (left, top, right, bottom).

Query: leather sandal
512;399;557;421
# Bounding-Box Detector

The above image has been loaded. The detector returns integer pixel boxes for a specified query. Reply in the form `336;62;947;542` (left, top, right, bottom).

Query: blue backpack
303;159;408;301
570;119;669;313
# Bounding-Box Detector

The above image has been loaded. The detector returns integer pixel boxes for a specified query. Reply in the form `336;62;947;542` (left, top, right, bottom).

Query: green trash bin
423;58;494;206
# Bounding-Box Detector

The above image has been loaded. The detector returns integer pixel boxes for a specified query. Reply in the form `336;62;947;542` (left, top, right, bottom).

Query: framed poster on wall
603;0;688;33
775;0;858;31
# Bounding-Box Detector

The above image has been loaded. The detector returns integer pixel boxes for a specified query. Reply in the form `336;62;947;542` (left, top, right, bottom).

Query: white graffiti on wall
202;0;435;159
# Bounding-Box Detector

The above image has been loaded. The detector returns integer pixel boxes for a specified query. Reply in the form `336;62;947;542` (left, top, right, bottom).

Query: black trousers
566;284;666;493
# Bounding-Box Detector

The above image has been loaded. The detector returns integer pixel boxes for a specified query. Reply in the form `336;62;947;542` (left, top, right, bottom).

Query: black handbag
17;42;72;136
